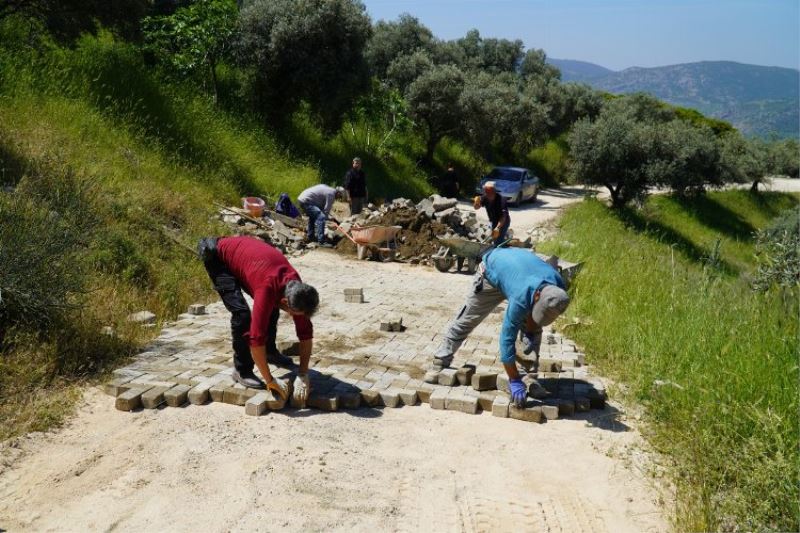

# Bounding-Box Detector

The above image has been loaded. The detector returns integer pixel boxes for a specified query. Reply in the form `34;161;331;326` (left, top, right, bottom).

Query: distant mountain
547;59;799;138
547;58;615;82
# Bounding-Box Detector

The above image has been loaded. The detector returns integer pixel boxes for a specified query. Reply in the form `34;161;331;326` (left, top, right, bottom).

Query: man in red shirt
198;236;318;405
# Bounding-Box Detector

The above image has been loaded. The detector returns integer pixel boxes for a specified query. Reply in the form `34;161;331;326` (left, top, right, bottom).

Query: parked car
476;166;540;206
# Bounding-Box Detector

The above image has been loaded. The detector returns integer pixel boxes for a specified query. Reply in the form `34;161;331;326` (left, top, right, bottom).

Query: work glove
521;331;542;356
491;228;500;240
293;374;310;407
473;195;482;209
267;378;289;402
509;378;528;407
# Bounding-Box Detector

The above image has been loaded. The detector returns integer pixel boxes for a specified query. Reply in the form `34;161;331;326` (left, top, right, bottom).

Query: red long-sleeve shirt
217;236;313;347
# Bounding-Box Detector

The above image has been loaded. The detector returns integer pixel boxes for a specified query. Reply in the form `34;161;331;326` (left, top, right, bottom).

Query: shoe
432;355;453;370
232;369;266;389
267;351;296;368
319;242;335;249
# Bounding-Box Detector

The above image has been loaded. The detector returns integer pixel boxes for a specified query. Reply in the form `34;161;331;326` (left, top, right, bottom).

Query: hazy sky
361;0;800;71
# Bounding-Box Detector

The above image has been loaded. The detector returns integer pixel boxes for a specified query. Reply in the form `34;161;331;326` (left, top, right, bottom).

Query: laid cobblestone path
108;250;605;422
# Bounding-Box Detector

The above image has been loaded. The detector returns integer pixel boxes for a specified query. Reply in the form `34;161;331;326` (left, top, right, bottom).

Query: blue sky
361;0;800;71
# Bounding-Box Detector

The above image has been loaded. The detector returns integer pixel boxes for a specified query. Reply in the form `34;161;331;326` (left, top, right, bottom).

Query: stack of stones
343;288;364;304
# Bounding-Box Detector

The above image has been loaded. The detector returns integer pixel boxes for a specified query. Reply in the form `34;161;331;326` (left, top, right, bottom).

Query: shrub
753;206;800;290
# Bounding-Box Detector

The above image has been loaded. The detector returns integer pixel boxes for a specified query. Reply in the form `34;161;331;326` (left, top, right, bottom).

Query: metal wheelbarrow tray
432;237;491;274
349;225;403;261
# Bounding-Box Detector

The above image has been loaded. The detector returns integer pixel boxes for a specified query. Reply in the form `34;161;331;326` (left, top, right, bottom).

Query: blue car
476;166;540;206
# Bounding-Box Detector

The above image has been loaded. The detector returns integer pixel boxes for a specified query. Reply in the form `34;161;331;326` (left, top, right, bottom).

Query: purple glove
509;378;527;407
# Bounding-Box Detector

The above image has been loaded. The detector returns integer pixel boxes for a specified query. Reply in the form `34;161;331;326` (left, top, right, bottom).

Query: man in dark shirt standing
474;181;511;246
441;162;460;199
197;236;319;406
343;157;368;215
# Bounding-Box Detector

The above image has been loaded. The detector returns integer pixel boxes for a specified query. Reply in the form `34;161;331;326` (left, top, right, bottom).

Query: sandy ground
0;388;666;532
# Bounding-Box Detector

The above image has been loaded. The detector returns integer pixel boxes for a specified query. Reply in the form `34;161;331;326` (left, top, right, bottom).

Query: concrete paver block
496;373;510;392
430;388;448;410
398;389;418;406
541;404;559;420
164;384;191;407
509;403;544;423
477;391;500;411
115;387;150;411
307;393;338;411
492;396;509;418
438;368;458;387
338;392;362;409
471;372;498;391
187;380;216;405
188;304;206;315
359;389;383;407
423;370;440;384
245;393;269;416
105;376;136;397
379;388;401;408
414;383;436;403
456;364;476;386
460;395;479;414
141;386;171;409
537;358;563;372
209;383;227;402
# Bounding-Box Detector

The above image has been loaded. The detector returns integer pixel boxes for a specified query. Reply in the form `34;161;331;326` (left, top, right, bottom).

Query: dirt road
0;249;667;533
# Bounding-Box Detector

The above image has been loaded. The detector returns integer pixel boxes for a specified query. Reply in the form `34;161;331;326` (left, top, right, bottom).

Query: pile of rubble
218;205;310;257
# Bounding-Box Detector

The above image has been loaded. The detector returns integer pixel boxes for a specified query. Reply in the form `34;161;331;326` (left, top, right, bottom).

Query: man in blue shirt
430;247;571;406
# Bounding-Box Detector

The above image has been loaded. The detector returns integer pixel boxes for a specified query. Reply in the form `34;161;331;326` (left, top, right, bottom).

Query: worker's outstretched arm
293;339;313;407
252;345;289;400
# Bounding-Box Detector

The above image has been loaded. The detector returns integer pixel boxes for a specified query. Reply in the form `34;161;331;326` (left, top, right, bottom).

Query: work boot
232;369;266;389
267;350;296;368
432;355;453;370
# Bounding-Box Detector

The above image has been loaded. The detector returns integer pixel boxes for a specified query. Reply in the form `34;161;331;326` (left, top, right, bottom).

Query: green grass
540;192;799;532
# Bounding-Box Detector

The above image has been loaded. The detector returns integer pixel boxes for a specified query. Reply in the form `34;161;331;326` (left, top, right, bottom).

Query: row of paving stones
107;253;607;424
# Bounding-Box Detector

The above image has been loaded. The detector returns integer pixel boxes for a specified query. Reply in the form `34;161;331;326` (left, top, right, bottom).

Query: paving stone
359;389;383;407
537;358;563;373
245;393;270;416
541;404;559;420
430;388;448;410
188;304;206;315
471;372;498;391
496;373;510;392
522;374;550;399
338;391;362;409
308;393;339;411
509;402;544;423
265;389;287;411
444;392;463;411
413;383;435;403
163;384;191;407
398;389;418;406
105;375;136;396
456;364;476;386
187;380;216;405
438;368;459;387
459;395;479;414
141;386;171;409
115;387;150;411
379;388;402;408
547;398;575;417
575;396;591;412
492;396;509;418
423;370;440;384
222;385;256;406
478;391;500;411
209;383;227;402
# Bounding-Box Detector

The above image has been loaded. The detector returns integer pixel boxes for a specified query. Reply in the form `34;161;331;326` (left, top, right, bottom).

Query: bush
753;206;800;290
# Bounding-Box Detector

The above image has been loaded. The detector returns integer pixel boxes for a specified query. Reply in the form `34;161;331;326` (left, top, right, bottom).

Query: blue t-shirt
483;248;565;363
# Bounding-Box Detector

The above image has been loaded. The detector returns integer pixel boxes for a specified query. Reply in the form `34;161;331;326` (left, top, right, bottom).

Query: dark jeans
197;237;279;374
492;222;509;247
299;201;327;242
349;196;365;215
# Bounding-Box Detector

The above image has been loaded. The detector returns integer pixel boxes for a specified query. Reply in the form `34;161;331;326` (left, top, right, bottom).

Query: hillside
547;58;615;81
549;59;800;138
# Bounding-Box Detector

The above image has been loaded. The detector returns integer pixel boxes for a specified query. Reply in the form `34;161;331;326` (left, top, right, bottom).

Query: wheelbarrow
336;224;402;261
432;237;492;274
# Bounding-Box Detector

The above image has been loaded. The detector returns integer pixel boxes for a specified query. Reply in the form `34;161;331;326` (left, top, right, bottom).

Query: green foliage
365;13;434;81
753;206;800;290
405;64;466;161
540;192;799;532
237;0;372;132
674;105;735;136
526;136;569;186
142;0;238;102
453;29;523;74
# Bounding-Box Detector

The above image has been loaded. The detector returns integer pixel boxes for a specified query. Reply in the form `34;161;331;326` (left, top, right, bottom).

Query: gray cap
531;284;570;327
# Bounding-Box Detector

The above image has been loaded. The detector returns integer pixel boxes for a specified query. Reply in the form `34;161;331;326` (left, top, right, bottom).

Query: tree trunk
750;179;760;193
425;131;439;163
209;59;219;105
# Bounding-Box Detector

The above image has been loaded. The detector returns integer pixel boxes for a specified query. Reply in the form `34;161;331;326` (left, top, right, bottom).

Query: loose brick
379;388;401;408
438;368;459;387
492;396;509;418
456;364;476;386
414;383;436;403
398;389;418;406
460;395;479;414
496;373;510;392
444;392;463;411
537;358;563;373
209;383;227;402
187;380;215;405
478;391;499;411
430;388;448;410
245;393;270;416
509;403;544;423
188;304;206;315
338;392;361;409
164;384;191;407
222;385;254;406
541;404;559;420
423;370;440;384
547;399;574;417
115;387;150;411
360;389;383;407
308;393;338;411
141;386;173;409
471;372;498;391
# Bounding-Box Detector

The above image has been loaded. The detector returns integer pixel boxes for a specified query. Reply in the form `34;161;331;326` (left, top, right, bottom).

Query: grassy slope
0;34;438;439
540;191;799;532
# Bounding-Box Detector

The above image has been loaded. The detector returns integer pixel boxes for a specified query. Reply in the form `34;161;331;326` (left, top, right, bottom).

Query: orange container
242;197;265;218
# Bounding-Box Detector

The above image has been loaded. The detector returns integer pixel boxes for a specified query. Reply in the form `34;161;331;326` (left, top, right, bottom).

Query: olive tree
405;64;465;162
365;13;434;80
237;0;372;131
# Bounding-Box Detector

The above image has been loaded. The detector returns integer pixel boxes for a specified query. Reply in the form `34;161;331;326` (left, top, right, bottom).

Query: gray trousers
436;269;506;359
